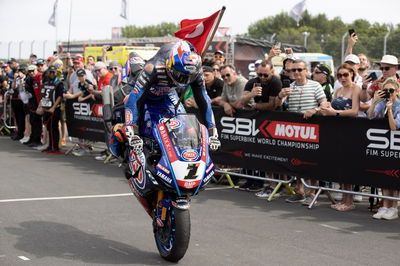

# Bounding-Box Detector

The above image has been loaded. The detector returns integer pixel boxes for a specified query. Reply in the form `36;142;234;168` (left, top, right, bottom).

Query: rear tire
154;207;191;262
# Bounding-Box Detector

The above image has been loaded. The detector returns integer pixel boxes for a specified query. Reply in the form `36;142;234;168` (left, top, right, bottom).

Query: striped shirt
287;79;326;113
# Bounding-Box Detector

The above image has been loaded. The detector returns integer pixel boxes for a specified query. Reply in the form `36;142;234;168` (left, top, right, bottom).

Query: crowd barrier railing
2;90;15;130
215;169;296;201
300;178;400;209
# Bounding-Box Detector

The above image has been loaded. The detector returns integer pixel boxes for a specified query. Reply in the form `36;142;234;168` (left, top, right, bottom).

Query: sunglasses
380;66;393;71
94;69;101;72
221;73;231;79
257;73;269;78
291;68;305;72
337;72;350;78
385;88;395;93
213;68;220;71
28;70;35;73
313;71;323;74
109;67;118;71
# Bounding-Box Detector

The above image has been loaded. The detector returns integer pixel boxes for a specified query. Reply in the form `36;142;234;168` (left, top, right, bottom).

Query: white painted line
108;246;129;255
18;256;30;261
0;187;232;203
0;193;132;203
0;254;6;258
320;224;358;234
206;186;233;191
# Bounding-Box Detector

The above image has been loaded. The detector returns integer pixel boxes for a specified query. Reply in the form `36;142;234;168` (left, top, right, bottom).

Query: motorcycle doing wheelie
124;101;215;262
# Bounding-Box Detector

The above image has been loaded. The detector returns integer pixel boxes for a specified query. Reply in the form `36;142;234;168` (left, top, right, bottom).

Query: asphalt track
1;136;399;266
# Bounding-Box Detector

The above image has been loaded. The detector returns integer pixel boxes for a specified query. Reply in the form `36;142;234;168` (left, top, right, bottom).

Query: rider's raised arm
191;73;216;130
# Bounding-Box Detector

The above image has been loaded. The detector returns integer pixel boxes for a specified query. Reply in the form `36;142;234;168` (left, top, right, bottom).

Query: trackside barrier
3;90;16;129
300;178;400;209
215;169;296;201
0;94;11;135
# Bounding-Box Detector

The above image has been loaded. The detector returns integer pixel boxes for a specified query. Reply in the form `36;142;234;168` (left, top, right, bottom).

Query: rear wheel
153;206;191;262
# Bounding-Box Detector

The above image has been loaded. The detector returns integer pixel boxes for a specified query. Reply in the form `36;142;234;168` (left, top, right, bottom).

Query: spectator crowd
1;32;400;220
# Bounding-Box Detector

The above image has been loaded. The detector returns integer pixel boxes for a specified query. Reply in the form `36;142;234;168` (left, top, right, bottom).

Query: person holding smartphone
360;55;400;102
368;78;400;220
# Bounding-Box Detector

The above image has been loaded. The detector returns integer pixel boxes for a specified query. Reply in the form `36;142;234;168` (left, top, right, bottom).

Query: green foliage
247;11;400;66
122;22;179;38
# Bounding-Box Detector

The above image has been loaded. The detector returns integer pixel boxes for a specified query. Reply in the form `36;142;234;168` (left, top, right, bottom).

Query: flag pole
67;0;73;53
200;6;226;57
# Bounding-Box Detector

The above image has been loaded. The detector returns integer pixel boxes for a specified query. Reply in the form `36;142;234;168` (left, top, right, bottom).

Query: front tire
154;207;191;262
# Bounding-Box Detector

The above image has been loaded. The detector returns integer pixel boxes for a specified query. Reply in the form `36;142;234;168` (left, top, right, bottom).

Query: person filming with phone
360;55;400;102
368;78;400;220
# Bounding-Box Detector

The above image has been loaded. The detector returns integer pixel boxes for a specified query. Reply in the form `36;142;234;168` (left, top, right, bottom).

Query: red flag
174;9;222;55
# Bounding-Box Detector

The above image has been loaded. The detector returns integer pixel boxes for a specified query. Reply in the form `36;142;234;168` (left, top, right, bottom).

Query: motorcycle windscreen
164;114;201;151
155;114;208;190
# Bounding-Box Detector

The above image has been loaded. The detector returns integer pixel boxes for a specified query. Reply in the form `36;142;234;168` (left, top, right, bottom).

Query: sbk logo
221;117;319;143
367;128;400;150
73;102;103;117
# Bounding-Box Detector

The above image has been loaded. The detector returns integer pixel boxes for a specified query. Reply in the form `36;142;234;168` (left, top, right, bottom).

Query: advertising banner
65;99;105;142
211;107;400;190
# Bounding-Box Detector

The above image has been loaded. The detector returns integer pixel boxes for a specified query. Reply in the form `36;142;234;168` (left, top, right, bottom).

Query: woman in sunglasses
368;78;400;220
320;63;361;211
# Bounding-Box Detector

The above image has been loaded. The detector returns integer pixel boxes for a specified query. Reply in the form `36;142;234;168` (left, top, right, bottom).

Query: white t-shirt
69;69;95;94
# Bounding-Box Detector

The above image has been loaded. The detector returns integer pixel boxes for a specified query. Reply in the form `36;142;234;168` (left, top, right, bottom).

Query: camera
382;88;394;99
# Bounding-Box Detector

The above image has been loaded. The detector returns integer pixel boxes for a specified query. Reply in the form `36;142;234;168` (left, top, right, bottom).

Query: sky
1;0;399;59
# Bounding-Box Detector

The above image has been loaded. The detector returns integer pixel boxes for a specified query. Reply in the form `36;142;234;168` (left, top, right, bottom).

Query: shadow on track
5;220;174;265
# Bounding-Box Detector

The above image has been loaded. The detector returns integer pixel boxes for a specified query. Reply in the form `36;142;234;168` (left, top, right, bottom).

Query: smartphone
368;72;378;81
348;28;356;36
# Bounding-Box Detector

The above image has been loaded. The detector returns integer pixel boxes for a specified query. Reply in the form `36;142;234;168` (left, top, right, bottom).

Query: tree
122;22;179;38
246;11;400;66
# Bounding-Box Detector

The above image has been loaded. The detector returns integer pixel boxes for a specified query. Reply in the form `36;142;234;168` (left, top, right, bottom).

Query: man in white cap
360;55;399;102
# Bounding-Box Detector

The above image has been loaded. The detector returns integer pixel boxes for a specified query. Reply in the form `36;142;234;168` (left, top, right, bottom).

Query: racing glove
125;125;143;154
208;127;221;151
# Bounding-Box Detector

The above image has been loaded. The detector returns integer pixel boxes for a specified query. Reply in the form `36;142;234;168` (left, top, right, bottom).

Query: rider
111;40;220;157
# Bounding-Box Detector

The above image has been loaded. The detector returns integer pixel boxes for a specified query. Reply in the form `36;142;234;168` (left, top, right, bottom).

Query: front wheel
153;207;191;262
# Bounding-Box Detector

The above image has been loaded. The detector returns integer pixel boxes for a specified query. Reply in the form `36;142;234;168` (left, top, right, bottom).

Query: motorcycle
125;113;215;262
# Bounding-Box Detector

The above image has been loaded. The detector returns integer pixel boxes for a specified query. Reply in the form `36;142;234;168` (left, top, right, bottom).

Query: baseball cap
76;69;86;76
27;65;37;71
52;59;63;68
214;50;224;56
202;66;213;73
48;66;57;72
36;59;45;65
315;64;332;76
108;60;121;68
254;59;263;68
18;64;27;71
377;55;399;66
73;56;84;63
94;61;106;70
344;54;360;64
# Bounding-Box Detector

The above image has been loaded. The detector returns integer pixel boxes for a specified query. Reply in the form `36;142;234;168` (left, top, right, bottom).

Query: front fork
155;191;191;227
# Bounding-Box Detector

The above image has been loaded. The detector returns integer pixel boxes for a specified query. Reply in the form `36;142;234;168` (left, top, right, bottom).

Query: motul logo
259;121;319;143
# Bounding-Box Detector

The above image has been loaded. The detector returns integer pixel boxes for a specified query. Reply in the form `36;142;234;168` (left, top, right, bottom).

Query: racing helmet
166;40;201;86
128;52;145;77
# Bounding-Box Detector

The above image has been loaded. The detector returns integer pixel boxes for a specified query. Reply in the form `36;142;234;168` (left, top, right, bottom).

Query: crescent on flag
185;22;205;38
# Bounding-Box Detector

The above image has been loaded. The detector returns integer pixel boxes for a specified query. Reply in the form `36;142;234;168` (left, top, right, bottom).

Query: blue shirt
373;99;400;129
